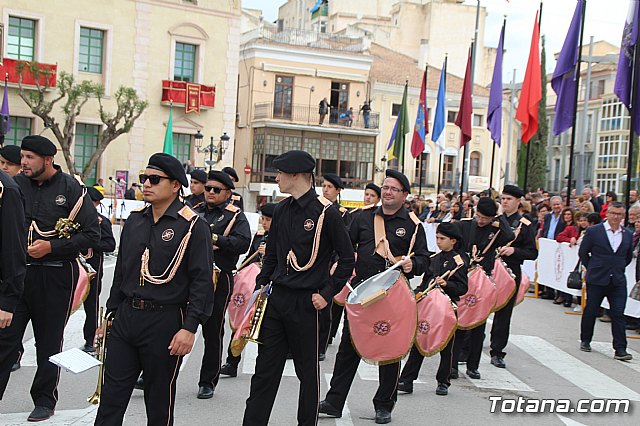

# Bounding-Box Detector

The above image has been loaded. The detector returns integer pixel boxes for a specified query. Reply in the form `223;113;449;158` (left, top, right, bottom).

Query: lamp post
194;130;231;171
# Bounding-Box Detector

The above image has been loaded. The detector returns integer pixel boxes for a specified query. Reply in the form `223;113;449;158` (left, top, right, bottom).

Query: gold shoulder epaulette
225;203;240;213
130;205;147;213
520;217;532;226
408;211;421;225
362;203;377;210
339;206;348;214
318;196;332;207
178;205;197;221
453;254;464;266
231;194;241;201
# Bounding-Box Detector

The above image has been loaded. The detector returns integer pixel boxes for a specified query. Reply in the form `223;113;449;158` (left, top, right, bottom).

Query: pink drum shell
346;274;416;365
415;288;457;357
333;285;350;306
72;259;90;313
229;263;261;331
230;302;257;357
515;271;531;306
492;259;516;312
457;267;497;330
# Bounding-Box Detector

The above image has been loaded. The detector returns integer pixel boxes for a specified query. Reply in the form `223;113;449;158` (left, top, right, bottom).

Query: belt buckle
132;298;145;310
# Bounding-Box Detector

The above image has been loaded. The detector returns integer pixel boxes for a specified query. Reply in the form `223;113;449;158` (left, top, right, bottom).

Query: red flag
516;10;542;144
455;47;473;147
410;67;428;158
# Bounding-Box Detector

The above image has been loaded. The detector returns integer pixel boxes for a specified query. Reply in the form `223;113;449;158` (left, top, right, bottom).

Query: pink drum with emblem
491;259;516;311
415;288;457;357
72;259;90;313
515;271;531;306
230;288;262;357
345;270;416;365
229;262;261;331
457;267;497;329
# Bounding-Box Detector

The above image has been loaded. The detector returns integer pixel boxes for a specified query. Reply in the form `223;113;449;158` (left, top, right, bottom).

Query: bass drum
229;262;261;331
492;259;516;311
72;258;90;314
457;267;497;330
415;288;457;357
345;270;416;365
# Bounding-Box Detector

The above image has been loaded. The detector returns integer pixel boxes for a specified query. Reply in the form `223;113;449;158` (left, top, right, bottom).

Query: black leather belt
128;298;184;312
27;261;64;267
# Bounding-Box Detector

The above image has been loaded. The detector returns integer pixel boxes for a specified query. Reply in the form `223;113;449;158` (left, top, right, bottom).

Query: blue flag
551;0;586;136
615;0;640;134
487;22;505;146
431;61;447;154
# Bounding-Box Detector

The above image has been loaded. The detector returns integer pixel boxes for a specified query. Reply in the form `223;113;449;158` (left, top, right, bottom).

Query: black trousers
199;271;232;387
329;302;343;340
83;256;104;345
400;330;461;387
581;280;628;351
455;322;486;371
324;316;399;413
490;269;521;358
0;261;77;409
318;300;332;354
95;302;184;426
243;286;319;426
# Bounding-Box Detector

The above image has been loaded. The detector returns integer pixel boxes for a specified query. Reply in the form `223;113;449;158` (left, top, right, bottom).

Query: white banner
536;238;640;318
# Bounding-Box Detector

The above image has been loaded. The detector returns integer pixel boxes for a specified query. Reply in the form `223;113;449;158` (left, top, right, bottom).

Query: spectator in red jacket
557;212;590;246
600;191;617;220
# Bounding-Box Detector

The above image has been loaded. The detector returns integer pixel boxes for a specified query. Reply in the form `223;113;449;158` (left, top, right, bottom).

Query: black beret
86;186;104;202
222;166;239;182
476;197;497;216
207;170;235;189
502;184;525;198
0;145;21;165
260;202;276;218
437;222;462;241
190;169;207;184
272;150;315;173
385;169;410;193
21;135;57;156
323;173;344;189
365;182;381;198
146;153;188;187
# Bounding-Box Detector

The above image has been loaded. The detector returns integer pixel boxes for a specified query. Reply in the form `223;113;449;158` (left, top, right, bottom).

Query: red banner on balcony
161;80;215;113
0;58;58;87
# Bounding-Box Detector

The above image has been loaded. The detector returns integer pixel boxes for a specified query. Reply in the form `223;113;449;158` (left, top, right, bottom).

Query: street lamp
195;131;231;171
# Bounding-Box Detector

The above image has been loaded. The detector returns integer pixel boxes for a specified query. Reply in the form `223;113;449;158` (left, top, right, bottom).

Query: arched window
470;151;481;176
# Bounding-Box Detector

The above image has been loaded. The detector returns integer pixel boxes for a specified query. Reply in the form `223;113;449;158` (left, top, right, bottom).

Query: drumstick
375;252;415;283
236;250;262;273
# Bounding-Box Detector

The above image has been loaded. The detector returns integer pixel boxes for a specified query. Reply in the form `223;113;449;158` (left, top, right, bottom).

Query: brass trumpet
242;285;270;344
87;308;111;405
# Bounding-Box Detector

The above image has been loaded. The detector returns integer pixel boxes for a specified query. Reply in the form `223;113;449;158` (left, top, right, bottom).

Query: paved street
1;257;639;425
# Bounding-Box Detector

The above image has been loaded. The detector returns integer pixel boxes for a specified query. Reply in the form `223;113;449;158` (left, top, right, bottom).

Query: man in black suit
579;201;634;361
541;196;566;240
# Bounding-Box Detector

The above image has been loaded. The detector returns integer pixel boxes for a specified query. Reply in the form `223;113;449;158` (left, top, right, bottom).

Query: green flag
163;106;174;155
387;82;410;168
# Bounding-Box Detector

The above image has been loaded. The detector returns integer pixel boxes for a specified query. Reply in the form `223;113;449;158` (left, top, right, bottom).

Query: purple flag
487;22;505;146
1;77;10;134
614;0;640;134
551;0;585;137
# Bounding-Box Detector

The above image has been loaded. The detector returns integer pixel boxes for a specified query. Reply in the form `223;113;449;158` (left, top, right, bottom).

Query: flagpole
625;1;640;216
437;154;443;195
565;0;586;207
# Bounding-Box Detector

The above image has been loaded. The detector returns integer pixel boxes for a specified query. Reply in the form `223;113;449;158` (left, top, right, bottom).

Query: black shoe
435;383;449;396
397;380;413;394
27;406;54;422
318;353;326;361
318;400;342;418
466;369;481;379
220;363;237;377
197;385;214;399
134;375;144;390
580;342;591;352
80;343;95;354
614;350;633;361
490;356;506;368
450;369;459;379
563;300;572;308
11;360;21;372
375;409;392;424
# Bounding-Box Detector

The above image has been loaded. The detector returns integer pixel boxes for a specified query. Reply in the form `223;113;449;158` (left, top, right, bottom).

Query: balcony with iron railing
253;102;379;130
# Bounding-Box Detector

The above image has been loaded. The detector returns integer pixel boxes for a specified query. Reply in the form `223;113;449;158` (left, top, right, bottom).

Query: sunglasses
205;185;227;194
139;174;172;185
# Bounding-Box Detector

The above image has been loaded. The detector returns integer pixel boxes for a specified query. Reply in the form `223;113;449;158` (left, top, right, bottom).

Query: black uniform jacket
0;170;27;313
197;200;251;272
106;197;214;333
86;213;116;272
185;192;205;209
256;189;355;303
15;166;100;262
456;216;514;274
416;250;468;302
502;212;538;273
349;205;429;287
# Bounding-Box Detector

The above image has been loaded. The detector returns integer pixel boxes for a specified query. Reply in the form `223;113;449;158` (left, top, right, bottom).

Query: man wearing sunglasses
243;150;355;426
196;170;251;400
95;153;214;425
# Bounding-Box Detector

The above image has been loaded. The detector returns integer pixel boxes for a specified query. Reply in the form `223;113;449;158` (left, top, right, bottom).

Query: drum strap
287;197;331;272
471;228;501;264
223;210;241;237
374;213;420;264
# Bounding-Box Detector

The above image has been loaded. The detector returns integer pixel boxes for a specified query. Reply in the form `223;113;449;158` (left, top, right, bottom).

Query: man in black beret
95;153;214;425
244;150;355;425
195;170;250;399
220;202;276;378
0;145;22;177
79;187;116;355
365;183;382;204
223;166;244;210
0;136;100;422
185;169;207;208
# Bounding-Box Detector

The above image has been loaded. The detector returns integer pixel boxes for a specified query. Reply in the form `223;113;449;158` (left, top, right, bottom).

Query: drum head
347;270;400;305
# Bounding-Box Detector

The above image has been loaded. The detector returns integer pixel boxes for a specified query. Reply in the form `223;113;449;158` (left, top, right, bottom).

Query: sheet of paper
49;348;102;374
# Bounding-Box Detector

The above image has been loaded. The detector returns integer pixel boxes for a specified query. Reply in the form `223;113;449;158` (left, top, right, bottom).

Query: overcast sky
241;0;630;83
